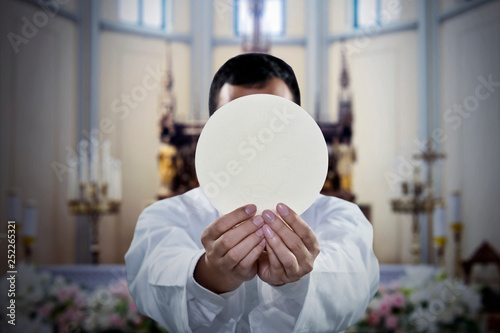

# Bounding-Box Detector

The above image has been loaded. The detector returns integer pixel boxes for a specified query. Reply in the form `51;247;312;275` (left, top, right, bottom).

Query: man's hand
257;203;320;286
194;204;266;294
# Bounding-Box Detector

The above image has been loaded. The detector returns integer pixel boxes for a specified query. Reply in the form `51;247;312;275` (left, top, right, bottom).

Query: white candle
79;140;89;183
7;190;21;222
101;141;111;184
433;206;446;237
450;192;461;222
22;200;38;237
90;142;99;183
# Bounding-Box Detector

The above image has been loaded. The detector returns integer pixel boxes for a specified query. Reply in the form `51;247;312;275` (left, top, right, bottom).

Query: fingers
207;204;257;239
265;239;284;272
213;215;265;257
234;238;266;275
262;224;300;279
221;227;265;270
275;203;320;256
262;209;309;262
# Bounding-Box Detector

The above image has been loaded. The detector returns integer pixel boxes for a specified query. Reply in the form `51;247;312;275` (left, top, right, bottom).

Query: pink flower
391;292;405;308
110;279;130;298
74;294;87;308
381;293;392;305
56;288;71;303
377;302;391;316
109;313;126;328
67;284;80;298
128;300;138;314
38;303;54;317
368;312;381;326
61;307;84;323
385;315;398;329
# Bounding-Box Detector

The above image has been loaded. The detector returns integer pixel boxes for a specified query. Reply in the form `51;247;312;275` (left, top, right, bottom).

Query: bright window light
357;0;378;27
354;0;402;28
143;0;162;27
380;0;402;24
236;0;284;36
118;0;166;30
118;0;139;25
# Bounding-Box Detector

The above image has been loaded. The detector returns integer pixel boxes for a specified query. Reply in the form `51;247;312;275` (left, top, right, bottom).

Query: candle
450;191;461;222
22;200;38;238
79;140;89;183
101;141;111;184
433;206;446;237
7;189;21;222
90;141;99;183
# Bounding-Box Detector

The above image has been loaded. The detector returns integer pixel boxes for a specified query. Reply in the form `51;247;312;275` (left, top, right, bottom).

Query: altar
40;264;410;291
2;261;487;332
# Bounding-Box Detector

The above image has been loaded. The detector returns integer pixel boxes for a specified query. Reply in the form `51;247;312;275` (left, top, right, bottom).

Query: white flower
436;307;454;324
460;287;482;314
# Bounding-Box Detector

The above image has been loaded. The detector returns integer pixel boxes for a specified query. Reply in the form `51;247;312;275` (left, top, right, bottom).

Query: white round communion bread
195;94;328;215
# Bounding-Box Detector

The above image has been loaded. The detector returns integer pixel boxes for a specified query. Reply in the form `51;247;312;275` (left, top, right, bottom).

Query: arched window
118;0;167;30
354;0;402;29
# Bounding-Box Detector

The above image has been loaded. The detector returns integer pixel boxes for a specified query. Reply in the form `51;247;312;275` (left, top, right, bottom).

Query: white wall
0;0;79;267
440;1;500;264
329;30;419;263
98;31;191;263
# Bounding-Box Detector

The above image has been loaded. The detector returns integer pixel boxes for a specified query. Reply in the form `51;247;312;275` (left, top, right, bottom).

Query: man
125;53;379;332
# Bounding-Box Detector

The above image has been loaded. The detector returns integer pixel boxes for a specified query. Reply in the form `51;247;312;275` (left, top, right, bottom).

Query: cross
413;139;446;186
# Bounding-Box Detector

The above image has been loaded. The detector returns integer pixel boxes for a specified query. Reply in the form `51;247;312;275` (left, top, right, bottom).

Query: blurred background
0;0;499;277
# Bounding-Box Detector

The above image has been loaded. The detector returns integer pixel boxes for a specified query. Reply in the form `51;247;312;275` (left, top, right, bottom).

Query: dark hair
208;53;301;116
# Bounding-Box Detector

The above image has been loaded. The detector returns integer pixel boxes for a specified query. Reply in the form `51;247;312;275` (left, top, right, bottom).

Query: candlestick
433;204;446;267
450;191;461;223
68;139;121;264
391;139;446;265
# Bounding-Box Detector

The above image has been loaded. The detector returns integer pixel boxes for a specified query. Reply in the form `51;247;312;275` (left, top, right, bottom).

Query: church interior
1;0;500;331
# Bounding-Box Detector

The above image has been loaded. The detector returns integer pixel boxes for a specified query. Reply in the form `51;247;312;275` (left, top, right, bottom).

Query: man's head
208;53;301;116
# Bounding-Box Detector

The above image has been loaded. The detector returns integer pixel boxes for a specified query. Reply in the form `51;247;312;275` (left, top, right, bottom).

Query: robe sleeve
124;200;246;333
253;200;379;333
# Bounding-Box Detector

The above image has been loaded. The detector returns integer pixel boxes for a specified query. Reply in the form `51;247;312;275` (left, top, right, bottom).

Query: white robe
125;187;379;332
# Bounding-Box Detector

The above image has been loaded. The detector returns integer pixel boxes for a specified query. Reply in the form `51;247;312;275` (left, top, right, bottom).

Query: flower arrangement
348;266;483;333
0;263;167;333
